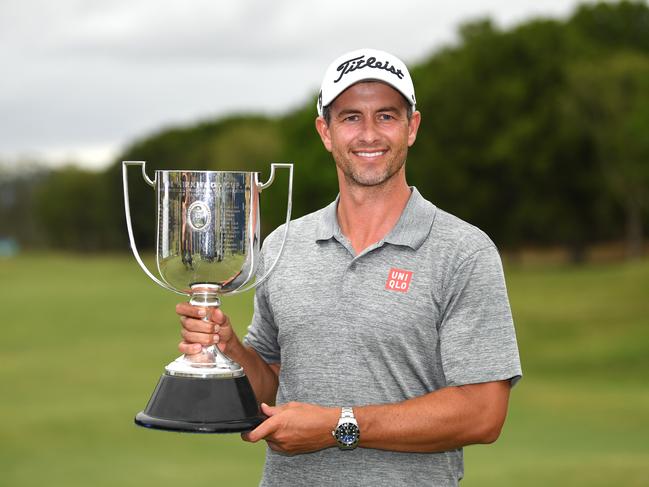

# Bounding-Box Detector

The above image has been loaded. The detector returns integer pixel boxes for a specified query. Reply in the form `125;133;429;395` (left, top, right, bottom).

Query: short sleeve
439;245;522;387
242;249;281;364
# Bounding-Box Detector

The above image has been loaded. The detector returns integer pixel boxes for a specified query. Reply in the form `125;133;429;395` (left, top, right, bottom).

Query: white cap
317;48;416;116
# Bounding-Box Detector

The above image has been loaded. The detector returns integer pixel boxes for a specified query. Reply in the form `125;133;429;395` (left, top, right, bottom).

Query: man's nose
358;119;380;145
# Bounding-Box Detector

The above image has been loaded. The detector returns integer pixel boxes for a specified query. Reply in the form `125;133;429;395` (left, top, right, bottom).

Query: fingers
242;415;278;443
260;402;279;417
175;302;207;319
180;316;214;334
176;303;229;326
179;340;203;355
181;315;233;340
176;302;236;354
181;326;218;346
242;403;284;442
178;317;234;349
177;304;232;338
209;307;228;326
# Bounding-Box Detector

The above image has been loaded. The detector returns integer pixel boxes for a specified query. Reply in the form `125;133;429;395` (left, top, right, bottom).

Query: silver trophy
122;161;292;433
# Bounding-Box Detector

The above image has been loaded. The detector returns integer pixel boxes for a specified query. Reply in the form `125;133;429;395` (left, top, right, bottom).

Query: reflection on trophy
122;161;292;433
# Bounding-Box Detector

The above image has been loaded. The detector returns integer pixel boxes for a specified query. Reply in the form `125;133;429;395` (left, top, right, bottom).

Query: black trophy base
135;373;264;433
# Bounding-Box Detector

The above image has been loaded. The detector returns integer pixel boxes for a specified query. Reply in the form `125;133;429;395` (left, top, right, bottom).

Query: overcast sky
1;0;590;170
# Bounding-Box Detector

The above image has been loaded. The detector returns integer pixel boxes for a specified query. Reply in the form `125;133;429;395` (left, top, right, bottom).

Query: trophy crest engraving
187;201;211;231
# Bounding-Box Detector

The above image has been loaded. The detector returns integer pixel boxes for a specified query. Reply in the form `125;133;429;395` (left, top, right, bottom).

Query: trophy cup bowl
123;161;292;433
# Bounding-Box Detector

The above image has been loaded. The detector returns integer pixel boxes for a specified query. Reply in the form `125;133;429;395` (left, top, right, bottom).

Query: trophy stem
164;284;245;379
188;284;221;308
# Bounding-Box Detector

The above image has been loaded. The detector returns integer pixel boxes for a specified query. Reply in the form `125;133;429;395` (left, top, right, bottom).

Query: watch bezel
334;422;360;449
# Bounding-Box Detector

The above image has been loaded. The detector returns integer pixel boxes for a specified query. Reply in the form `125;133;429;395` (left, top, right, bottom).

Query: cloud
0;0;582;168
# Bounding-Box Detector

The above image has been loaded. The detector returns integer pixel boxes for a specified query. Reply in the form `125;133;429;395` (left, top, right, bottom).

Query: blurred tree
34;167;115;251
570;0;649;54
562;52;649;258
278;105;339;217
0;162;50;249
409;17;609;260
28;0;649;260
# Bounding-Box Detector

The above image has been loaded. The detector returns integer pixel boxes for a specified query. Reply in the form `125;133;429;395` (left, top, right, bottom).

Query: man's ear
407;110;421;147
315;116;333;153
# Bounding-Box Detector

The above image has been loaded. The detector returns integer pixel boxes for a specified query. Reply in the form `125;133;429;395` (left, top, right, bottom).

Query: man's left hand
242;402;339;455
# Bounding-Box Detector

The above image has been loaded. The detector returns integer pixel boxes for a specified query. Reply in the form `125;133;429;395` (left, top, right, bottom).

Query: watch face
335;423;359;447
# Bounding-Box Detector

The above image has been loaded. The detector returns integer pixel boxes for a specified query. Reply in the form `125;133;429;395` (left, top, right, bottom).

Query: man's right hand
175;303;240;356
176;302;280;405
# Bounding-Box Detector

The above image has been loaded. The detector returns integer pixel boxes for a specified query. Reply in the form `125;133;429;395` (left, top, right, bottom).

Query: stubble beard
334;148;408;188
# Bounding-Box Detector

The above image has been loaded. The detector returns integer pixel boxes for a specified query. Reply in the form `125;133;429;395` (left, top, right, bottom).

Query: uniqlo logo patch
385;268;413;293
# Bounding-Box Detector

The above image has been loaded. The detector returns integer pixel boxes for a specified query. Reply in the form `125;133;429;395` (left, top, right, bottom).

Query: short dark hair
322;93;414;125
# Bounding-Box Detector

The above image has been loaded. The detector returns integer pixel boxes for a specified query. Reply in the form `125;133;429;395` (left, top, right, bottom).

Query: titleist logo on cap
334;55;404;83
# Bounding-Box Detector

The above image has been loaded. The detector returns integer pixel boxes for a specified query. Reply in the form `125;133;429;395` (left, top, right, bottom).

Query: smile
353;150;386;158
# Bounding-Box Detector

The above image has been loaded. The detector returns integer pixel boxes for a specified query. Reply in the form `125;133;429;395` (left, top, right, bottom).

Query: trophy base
135;412;263;433
135;373;265;433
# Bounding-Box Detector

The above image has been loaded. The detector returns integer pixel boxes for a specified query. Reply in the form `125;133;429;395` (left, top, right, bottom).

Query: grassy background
1;253;648;486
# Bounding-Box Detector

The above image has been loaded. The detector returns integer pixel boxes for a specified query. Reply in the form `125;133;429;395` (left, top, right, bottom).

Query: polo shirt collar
315;187;436;251
314;196;340;242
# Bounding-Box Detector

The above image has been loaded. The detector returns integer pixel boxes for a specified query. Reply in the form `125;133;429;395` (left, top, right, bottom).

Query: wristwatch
332;407;360;450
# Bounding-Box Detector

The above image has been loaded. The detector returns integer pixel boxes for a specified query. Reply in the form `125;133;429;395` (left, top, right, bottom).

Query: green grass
1;254;648;486
462;259;649;486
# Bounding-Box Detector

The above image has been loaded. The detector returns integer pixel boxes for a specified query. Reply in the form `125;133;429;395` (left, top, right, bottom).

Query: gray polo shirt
244;187;522;487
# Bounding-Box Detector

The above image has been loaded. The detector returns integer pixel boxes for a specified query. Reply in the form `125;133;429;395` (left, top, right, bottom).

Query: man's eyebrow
335;108;362;117
376;106;401;112
335;106;401;117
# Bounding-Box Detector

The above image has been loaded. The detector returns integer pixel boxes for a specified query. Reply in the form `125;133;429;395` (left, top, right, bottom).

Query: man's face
316;81;420;188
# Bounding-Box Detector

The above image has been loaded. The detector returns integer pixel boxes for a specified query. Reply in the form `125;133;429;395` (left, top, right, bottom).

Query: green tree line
3;1;648;260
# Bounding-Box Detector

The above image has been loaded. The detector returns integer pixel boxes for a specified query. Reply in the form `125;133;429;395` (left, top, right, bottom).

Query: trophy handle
229;163;293;295
122;161;188;296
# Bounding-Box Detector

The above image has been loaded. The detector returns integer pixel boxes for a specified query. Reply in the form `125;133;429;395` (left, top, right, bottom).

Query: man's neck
336;175;411;255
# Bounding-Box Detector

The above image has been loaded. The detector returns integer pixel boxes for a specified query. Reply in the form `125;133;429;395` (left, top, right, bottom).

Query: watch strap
339;407;355;422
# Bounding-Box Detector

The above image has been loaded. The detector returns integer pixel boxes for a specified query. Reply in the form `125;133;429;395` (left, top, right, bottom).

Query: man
177;48;522;486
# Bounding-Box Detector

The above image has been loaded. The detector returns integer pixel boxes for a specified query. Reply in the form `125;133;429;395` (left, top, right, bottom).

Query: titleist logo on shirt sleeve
333;55;405;83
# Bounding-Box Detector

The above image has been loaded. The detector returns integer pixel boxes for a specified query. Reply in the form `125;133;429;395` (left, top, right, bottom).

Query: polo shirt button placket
340;257;359;307
336;260;349;315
